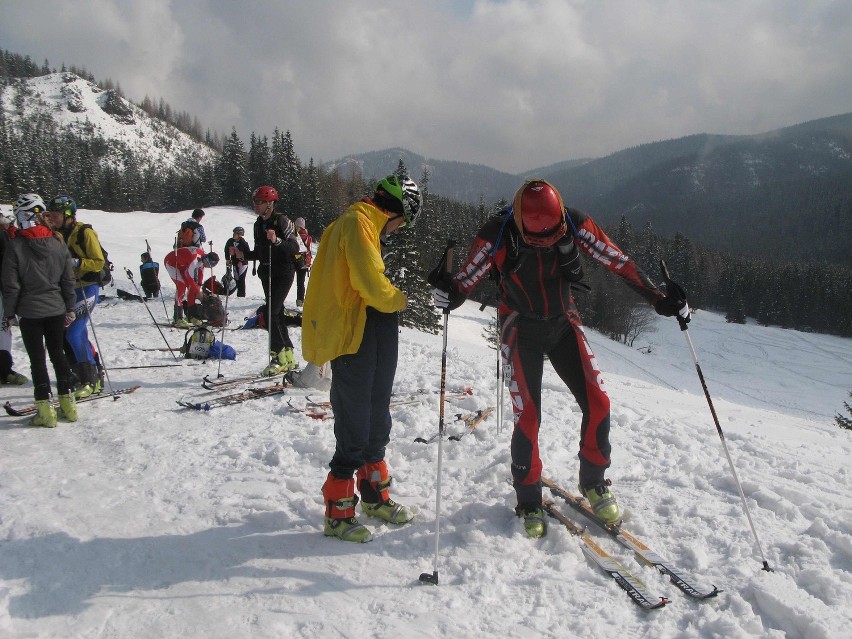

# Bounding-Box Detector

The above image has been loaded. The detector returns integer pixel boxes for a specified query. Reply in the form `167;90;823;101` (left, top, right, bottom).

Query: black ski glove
427;250;464;311
555;238;583;282
654;278;690;324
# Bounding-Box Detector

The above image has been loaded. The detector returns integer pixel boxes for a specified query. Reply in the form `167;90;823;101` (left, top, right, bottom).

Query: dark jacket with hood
1;225;76;319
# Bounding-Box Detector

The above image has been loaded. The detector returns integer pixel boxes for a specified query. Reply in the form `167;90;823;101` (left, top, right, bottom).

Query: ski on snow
176;383;295;411
201;373;285;391
3;385;141;417
290;397;431;420
127;341;176;352
414;406;495;443
541;476;721;601
542;500;669;610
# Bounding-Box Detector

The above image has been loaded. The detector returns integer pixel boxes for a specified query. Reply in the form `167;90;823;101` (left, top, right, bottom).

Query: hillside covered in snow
0;206;850;639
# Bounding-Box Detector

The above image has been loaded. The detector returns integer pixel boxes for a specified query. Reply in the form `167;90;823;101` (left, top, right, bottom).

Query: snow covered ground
1;206;850;639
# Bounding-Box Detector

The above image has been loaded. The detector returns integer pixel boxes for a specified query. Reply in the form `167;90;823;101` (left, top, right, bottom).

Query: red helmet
512;179;567;247
252;186;279;203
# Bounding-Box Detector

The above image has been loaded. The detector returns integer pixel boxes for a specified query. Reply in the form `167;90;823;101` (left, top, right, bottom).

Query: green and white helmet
376;175;421;226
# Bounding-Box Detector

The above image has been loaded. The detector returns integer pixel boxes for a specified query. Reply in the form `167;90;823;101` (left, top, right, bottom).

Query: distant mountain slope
330;114;852;264
324;147;520;204
1;72;217;173
545;114;852;263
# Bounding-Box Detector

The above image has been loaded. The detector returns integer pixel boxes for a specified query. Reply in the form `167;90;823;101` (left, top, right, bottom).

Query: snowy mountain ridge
1;72;217;173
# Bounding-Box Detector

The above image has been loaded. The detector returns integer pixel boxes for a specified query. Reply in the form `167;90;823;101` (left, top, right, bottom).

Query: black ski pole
660;259;772;572
124;268;180;361
80;301;118;400
146;238;170;323
214;271;233;379
420;239;456;586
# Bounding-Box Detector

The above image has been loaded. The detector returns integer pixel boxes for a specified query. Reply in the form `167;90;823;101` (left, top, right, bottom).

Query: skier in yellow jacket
302;174;421;543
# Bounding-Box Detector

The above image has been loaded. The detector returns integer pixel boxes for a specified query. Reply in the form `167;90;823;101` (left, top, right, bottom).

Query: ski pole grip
124;267;134;281
659;259;689;332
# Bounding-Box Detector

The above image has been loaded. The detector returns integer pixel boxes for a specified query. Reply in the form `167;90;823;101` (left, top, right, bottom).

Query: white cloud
1;0;850;173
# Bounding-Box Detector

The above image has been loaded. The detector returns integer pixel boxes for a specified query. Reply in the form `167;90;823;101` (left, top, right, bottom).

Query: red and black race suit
452;208;663;505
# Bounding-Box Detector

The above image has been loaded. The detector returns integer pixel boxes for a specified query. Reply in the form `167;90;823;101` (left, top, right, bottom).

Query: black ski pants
19;315;73;400
328;308;398;478
502;309;612;506
258;265;294;353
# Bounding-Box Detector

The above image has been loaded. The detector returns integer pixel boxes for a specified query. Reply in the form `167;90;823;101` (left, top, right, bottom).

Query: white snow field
1;206;850;639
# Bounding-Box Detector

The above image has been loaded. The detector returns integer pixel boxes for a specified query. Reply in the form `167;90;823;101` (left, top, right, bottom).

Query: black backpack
73;224;114;287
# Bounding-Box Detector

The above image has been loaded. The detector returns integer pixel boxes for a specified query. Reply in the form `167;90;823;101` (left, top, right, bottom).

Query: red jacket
453;207;663;319
164;247;206;297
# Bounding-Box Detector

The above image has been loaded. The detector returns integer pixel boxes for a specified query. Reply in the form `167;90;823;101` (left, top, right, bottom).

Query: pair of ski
414;406;495;443
177;382;295;411
3;385;141;417
541;476;720;610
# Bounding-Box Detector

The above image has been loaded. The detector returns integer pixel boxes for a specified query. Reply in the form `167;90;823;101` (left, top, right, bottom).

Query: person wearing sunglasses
301;174;421;544
428;179;689;538
245;186;300;376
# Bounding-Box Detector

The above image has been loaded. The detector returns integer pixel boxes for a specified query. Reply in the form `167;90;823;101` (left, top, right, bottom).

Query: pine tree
220;127;248;205
836;392;852;430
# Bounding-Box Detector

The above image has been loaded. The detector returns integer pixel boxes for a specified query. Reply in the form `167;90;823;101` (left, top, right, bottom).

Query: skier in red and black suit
429;179;690;538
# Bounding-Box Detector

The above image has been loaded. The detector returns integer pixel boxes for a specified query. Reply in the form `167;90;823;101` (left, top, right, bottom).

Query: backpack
73;224;114;287
177;219;200;248
181;326;216;359
201;294;226;327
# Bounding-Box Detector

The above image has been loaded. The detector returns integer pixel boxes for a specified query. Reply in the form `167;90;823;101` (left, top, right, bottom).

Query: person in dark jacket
139;252;161;298
224;226;251;297
429;179;690;538
1;195;77;427
245;186;300;376
0;208;28;385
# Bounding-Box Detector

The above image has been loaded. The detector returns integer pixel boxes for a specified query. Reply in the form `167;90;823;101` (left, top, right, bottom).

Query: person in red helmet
245;186;300;376
429;179;690;538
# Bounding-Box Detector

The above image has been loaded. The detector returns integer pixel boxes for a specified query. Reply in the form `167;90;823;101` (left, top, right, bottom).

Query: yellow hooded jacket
66;222;106;288
301;199;406;366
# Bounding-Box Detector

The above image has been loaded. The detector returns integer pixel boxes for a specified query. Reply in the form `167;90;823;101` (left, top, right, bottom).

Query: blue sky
2;0;850;173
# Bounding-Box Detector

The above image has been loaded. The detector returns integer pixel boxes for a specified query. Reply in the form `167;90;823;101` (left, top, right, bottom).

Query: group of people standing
2;174;691;544
0;193;107;427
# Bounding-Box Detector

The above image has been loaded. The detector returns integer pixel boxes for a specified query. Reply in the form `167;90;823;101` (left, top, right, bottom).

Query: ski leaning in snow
415;406;495;443
541;476;720;600
3;385;142;417
176;383;295;411
543;500;669;610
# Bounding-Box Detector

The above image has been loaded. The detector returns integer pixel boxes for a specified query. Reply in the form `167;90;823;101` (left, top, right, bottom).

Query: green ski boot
324;514;373;543
516;504;547;539
580;481;621;525
2;370;28;385
58;394;78;422
361;499;414;524
31;400;57;428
